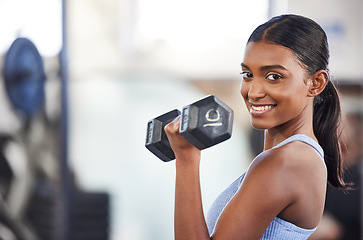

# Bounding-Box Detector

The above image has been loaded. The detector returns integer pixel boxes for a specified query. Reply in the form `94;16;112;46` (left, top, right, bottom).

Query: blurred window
0;0;62;57
135;0;268;53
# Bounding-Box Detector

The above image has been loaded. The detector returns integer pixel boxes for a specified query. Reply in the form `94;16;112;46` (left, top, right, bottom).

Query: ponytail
313;81;349;189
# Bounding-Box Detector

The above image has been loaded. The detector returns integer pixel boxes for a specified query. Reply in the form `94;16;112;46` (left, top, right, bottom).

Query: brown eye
241;72;253;79
266;73;282;81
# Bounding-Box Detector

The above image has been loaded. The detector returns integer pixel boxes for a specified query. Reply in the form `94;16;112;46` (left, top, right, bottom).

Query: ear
307;70;329;97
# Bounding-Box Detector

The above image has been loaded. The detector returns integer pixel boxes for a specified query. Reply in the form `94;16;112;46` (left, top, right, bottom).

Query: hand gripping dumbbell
145;95;234;162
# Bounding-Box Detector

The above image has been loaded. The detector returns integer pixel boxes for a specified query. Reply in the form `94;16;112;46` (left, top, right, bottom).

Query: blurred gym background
0;0;362;239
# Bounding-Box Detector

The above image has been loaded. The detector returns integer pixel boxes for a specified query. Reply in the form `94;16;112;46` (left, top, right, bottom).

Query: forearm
174;155;210;240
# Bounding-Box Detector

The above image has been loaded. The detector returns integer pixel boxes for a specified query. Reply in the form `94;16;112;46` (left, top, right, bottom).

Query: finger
165;115;181;134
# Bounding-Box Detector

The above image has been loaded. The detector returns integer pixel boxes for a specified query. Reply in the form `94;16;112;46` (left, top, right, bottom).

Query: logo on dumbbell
203;109;223;127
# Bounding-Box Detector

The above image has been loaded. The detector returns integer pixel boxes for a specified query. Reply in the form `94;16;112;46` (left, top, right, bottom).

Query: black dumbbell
145;95;233;162
145;109;181;161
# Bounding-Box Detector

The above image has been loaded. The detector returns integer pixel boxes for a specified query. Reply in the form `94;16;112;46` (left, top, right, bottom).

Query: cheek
277;89;308;116
277;79;308;100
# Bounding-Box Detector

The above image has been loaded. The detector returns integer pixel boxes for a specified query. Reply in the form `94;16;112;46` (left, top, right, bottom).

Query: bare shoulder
248;140;326;178
212;140;326;238
243;140;327;210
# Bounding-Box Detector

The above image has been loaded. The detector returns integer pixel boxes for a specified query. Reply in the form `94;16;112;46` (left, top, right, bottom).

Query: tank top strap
272;134;324;159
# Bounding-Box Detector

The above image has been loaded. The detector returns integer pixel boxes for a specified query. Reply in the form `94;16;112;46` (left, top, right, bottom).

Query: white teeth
252;105;272;111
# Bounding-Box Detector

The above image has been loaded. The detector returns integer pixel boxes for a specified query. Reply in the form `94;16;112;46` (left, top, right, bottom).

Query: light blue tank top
206;134;324;239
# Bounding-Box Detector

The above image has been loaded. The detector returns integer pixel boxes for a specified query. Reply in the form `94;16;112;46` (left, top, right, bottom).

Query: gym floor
68;74;252;239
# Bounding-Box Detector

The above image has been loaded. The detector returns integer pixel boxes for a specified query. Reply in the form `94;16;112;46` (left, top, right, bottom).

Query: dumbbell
145;95;234;162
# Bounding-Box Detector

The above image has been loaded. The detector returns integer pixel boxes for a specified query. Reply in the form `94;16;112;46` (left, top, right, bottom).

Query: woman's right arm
165;116;210;240
166;118;296;240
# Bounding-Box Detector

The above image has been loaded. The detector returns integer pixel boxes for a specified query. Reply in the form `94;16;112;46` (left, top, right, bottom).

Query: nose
243;80;266;101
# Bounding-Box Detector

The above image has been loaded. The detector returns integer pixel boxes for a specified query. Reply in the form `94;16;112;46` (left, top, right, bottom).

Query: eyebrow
241;63;288;71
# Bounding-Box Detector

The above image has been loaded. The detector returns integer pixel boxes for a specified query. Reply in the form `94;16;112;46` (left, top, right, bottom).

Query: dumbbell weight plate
145;109;180;162
180;95;233;150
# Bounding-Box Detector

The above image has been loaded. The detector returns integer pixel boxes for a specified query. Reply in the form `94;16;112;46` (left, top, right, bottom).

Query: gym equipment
3;38;46;119
145;109;180;161
145;95;233;162
26;179;110;240
0;135;37;240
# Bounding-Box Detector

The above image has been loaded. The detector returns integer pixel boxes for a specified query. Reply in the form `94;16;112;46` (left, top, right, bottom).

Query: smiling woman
163;14;350;240
244;14;348;188
240;41;313;130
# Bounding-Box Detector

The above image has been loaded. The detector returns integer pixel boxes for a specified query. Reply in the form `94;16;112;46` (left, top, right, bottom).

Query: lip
249;103;276;116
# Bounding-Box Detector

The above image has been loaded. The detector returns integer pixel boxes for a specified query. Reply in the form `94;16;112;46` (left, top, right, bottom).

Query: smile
251;105;272;111
250;104;276;116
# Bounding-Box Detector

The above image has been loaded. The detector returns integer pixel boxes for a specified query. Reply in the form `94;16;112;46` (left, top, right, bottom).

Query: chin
250;117;280;130
251;122;269;130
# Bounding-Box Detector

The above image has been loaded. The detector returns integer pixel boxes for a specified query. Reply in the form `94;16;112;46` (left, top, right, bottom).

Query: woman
164;14;349;240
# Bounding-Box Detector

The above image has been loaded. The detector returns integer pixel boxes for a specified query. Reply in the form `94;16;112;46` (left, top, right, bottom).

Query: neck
263;102;317;150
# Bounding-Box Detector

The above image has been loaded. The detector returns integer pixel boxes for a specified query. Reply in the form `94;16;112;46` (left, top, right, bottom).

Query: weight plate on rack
3;38;46;119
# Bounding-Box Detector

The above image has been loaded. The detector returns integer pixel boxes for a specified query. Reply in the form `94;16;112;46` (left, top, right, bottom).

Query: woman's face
240;41;312;131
